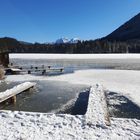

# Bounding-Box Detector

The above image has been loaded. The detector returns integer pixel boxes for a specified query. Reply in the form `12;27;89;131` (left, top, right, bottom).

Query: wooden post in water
28;70;31;74
42;70;46;75
60;68;63;72
11;95;16;104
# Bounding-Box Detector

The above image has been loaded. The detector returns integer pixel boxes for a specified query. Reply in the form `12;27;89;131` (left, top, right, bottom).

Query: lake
1;57;140;118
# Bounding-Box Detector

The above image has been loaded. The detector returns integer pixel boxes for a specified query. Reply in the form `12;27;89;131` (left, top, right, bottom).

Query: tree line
0;37;140;53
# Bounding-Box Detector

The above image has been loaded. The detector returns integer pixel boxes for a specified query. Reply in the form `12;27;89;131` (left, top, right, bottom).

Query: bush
0;68;5;80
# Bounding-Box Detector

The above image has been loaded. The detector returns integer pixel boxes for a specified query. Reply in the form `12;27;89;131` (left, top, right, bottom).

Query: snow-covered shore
0;110;140;140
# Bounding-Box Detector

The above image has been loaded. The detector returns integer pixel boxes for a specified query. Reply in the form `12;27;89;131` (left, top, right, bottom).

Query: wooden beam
0;82;36;104
11;95;16;104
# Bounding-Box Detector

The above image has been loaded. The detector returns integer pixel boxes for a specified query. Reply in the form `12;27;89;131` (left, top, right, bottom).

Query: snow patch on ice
10;53;140;59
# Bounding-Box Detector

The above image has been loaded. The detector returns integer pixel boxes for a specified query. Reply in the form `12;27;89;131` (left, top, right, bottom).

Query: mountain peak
55;37;80;44
56;37;69;44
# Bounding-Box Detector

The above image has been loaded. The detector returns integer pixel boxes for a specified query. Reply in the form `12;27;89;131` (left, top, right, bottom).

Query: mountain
55;37;80;44
69;38;80;44
56;38;70;44
20;41;33;45
0;37;20;48
104;13;140;41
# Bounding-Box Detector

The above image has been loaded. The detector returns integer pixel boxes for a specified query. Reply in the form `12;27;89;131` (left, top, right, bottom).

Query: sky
0;0;140;43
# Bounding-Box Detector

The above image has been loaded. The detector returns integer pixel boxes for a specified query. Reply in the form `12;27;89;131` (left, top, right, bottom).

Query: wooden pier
0;82;36;104
6;65;64;75
27;67;64;75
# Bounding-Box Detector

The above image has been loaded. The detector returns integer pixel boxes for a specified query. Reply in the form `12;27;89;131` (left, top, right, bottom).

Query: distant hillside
0;37;20;51
104;13;140;41
0;37;136;53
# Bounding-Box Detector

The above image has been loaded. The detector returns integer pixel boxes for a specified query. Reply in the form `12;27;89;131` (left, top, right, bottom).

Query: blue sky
0;0;140;43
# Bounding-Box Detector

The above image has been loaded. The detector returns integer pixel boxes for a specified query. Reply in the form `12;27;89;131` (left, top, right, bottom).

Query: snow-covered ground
0;85;139;140
10;53;140;59
1;110;140;140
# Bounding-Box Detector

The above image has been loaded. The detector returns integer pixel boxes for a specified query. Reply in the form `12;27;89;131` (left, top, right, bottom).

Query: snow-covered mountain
55;37;80;44
69;38;80;44
56;38;70;44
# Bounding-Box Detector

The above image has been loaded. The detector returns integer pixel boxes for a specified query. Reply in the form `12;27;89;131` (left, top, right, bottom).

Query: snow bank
0;85;140;139
86;84;110;126
10;53;140;59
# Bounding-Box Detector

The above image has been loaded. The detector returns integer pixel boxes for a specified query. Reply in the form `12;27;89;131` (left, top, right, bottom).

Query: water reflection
106;91;140;119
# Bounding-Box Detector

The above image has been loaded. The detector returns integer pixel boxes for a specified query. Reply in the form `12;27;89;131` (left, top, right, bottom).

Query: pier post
60;68;63;72
11;95;16;104
42;70;46;75
28;70;31;74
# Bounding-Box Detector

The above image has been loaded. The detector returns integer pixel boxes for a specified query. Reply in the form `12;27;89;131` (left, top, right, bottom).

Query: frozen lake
10;56;140;71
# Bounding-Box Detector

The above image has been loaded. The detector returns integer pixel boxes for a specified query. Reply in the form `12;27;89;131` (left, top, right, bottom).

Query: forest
0;37;140;53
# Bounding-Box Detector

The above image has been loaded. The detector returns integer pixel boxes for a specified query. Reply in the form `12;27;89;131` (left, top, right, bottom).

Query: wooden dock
5;68;23;75
27;67;64;75
0;82;36;104
6;65;64;75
